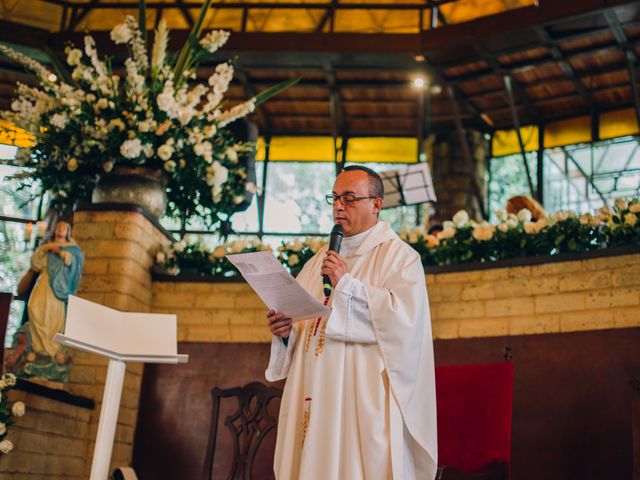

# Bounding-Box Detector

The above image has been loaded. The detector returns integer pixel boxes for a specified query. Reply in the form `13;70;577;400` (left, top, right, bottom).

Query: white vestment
266;221;438;480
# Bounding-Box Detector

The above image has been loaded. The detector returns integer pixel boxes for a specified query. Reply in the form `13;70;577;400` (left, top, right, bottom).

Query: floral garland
0;4;268;224
154;198;640;276
0;373;26;455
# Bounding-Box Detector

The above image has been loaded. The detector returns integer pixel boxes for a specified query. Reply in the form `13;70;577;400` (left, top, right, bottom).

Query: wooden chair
202;382;282;480
435;362;514;480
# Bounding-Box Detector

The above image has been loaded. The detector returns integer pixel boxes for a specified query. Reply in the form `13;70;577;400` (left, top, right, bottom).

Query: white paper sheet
227;251;331;321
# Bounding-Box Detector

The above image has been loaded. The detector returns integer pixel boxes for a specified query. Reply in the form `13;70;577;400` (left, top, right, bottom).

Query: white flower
497;222;509;233
110;23;132;44
246;182;259;194
408;232;419;244
226;147;238;163
443;220;456;230
579;214;591;225
108;118;126;132
437;227;456;240
517;208;532;223
50;113;67;129
163;160;176;172
151;19;169;70
288;254;300;267
0;423;5;436
231;240;246;253
120;138;143;159
67;158;79;172
624;213;638;227
206;161;229;188
4;374;16;387
233;195;245;204
66;48;82;66
615;198;629;211
96;98;109;110
452;210;469;228
495;209;508;222
11;401;25;417
523;221;537;234
200;30;230;53
506;215;519;228
0;440;13;454
472;223;495;241
157;144;173;161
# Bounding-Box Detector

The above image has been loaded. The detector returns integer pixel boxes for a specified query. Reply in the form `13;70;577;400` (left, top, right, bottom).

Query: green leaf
254;77;301;106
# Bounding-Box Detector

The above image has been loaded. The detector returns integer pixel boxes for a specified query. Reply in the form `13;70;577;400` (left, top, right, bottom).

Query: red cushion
435;362;514;474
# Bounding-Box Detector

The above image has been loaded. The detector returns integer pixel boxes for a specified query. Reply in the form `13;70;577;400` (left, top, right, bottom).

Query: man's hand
267;310;292;338
321;251;348;288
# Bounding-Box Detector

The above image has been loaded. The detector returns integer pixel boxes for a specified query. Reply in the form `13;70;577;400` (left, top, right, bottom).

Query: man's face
332;170;382;237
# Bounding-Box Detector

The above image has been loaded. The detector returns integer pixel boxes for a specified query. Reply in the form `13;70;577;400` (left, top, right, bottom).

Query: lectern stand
55;295;188;480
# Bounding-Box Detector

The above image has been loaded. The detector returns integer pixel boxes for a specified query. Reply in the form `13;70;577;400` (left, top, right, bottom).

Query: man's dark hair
342;165;384;199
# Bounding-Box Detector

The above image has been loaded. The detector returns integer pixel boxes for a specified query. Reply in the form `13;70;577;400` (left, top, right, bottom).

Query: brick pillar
430;130;489;224
71;208;171;476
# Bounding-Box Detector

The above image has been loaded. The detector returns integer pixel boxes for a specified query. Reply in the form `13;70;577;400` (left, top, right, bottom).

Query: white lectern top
55;295;188;364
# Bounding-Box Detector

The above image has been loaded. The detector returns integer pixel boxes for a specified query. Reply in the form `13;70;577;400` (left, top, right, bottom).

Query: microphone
323;224;344;297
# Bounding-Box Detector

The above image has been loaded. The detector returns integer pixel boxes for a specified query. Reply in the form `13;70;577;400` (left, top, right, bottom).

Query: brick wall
152;252;640;343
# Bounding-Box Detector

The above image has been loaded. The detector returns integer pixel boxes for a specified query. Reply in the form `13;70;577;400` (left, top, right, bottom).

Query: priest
266;165;438;479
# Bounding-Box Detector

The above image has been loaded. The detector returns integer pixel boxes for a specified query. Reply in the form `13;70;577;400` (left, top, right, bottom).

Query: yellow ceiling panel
492;125;539;157
256;136;338;161
440;0;537;25
347;137;417;163
543;116;592;149
600;108;640;140
334;9;420;34
246;9;324;33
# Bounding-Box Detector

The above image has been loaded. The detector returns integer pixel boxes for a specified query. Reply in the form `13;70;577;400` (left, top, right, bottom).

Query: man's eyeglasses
325;194;377;206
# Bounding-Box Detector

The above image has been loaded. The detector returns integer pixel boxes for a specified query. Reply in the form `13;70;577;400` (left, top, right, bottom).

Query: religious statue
5;220;84;388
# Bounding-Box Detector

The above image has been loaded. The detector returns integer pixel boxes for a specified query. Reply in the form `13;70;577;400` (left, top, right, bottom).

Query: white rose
614;198;628;211
50;113;67;130
110;23;132;44
157;144;173;161
452;210;469;228
437;227;456;240
11;401;25;417
443;220;456;230
523;221;537;234
233;195;245;204
246;182;259;194
120;138;142;159
163;160;176;172
497;222;509;233
173;240;187;253
517;208;532;223
624;213;638;227
66;48;82;66
4;374;16;386
0;423;5;435
506;216;519;228
0;440;13;454
288;254;300;267
579;214;591;225
495;209;508;222
226;147;238;163
96;98;109;110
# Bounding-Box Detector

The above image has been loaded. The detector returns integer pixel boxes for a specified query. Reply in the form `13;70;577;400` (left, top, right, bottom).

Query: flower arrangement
155;237;273;276
0;0;294;226
277;237;327;277
0;373;26;455
400;197;638;266
154;198;640;276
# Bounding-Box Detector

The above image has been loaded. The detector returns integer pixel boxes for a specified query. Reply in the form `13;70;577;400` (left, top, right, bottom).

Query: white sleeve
265;327;298;382
325;273;377;344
